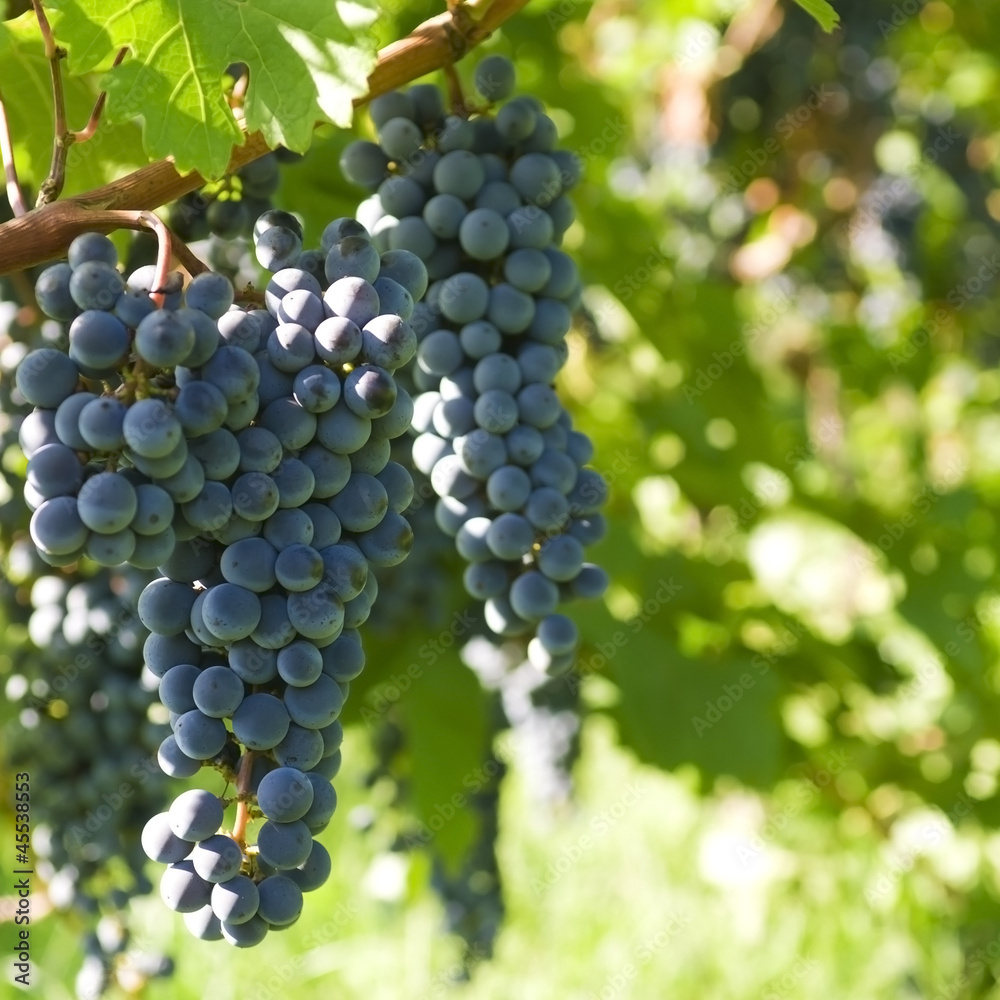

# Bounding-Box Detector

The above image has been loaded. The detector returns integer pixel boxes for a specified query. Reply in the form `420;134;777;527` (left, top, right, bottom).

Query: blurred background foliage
8;0;1000;996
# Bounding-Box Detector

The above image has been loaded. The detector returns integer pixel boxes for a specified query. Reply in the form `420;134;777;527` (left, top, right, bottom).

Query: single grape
193;665;246;718
26;442;82;500
287;840;331;892
36;262;78;320
172;710;229;759
158;663;201;714
256;767;314;822
69;260;125;311
228;640;279;684
256;875;303;926
232;693;289;750
184;906;223;941
255;225;302;271
16;349;80;409
160;861;212;913
211;875;260;925
474;54;516;101
256;820;313;871
220;914;269;948
142;812;195;864
201;583;262;642
191;835;244;883
68;310;130;372
340;140;390;188
187;272;235;318
156;728;201;775
168;788;224;841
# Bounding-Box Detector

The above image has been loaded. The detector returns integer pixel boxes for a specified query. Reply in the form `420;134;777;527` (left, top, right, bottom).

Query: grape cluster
130;211;423;945
339;56;609;673
462;636;581;809
2;558;174;998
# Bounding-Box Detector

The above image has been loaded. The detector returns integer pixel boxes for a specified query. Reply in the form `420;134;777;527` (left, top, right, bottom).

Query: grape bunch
2;556;174;998
129;211;424;946
339;54;609;673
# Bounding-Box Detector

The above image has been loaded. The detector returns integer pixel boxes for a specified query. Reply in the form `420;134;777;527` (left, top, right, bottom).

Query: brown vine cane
0;0;531;276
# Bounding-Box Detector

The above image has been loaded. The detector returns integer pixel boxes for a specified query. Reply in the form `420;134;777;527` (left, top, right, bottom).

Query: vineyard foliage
4;0;1000;995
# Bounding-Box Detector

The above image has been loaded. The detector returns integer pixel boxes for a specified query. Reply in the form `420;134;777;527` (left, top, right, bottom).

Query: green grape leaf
609;629;784;787
0;13;144;196
789;0;840;32
398;648;490;873
47;0;380;178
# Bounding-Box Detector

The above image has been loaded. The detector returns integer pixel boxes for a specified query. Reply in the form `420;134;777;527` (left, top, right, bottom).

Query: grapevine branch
0;0;531;275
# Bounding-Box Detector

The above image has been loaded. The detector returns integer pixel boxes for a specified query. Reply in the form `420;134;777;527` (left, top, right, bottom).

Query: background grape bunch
339;55;609;676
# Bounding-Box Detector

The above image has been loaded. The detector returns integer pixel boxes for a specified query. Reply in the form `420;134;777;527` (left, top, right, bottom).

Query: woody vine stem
0;0;532;276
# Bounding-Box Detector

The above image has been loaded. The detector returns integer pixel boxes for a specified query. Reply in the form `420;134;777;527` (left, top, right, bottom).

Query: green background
7;0;1000;996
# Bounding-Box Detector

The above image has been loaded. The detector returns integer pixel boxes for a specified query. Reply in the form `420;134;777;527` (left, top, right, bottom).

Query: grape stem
0;0;533;274
0;91;28;217
73;47;129;144
444;63;468;116
235;288;266;306
232;749;257;849
31;0;126;205
140;210;173;307
31;0;71;207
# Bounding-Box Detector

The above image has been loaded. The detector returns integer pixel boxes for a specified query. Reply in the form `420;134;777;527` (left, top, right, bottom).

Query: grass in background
17;716;1000;1000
